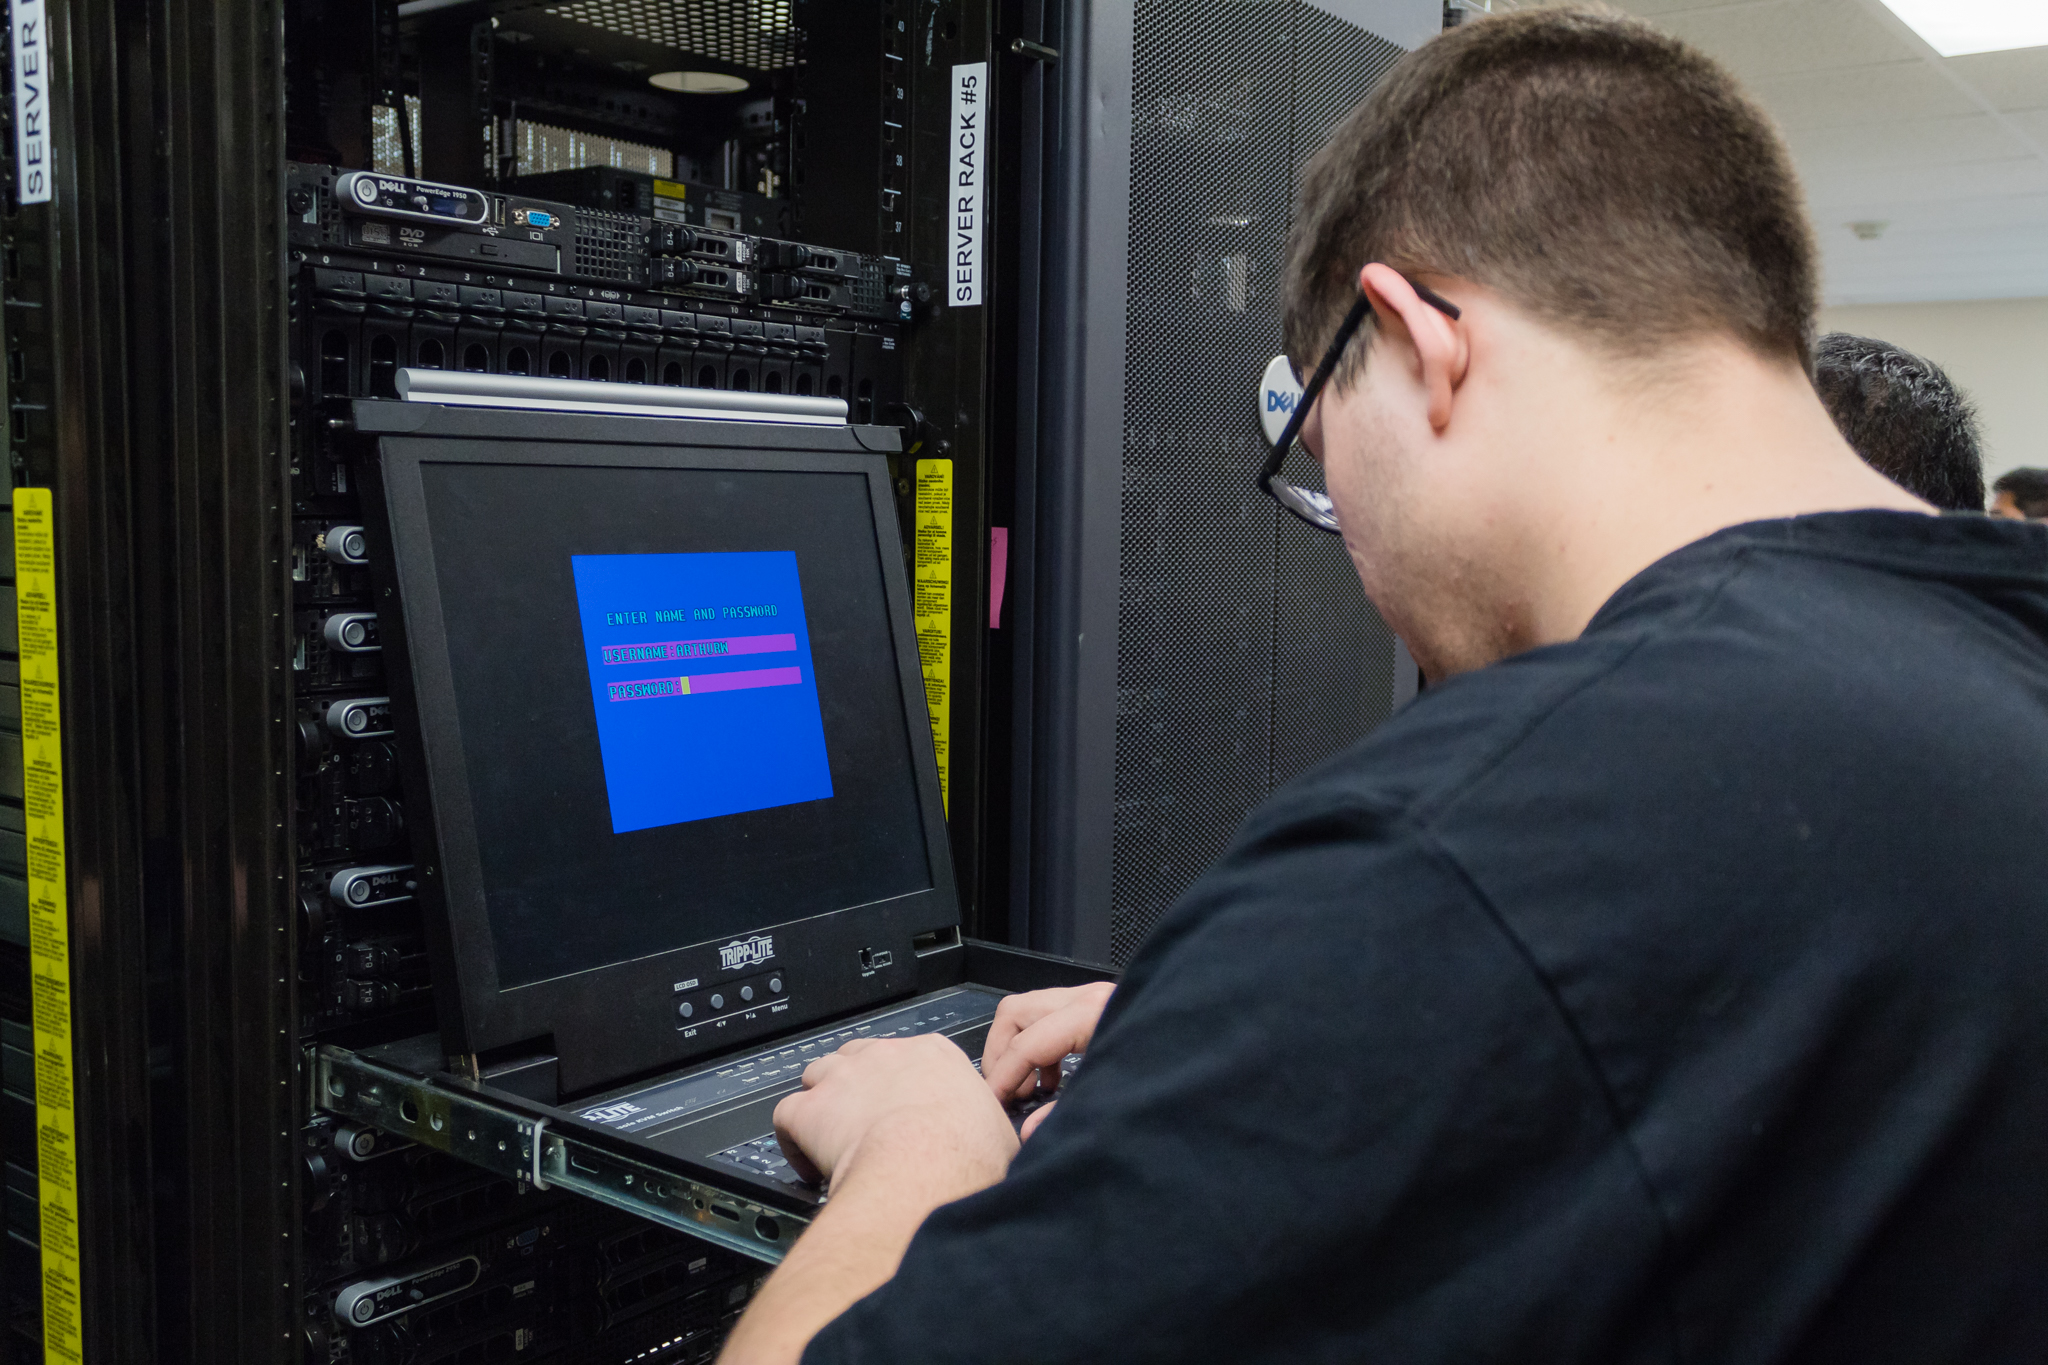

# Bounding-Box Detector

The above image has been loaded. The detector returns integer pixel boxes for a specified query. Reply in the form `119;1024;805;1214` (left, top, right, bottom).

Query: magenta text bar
690;665;803;695
607;665;804;702
601;633;797;666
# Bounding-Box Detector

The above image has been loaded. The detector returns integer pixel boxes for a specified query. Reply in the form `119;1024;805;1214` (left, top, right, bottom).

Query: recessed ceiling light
1875;0;2048;57
649;71;750;95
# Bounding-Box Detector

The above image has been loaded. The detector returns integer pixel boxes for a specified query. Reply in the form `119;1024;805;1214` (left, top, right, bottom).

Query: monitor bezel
357;406;960;1093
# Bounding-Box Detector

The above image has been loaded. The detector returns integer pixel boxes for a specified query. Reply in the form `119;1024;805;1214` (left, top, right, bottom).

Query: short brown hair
1283;6;1818;378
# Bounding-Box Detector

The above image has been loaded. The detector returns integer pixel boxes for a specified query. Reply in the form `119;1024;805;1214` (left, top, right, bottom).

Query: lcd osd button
323;524;369;566
323;611;380;653
325;697;393;739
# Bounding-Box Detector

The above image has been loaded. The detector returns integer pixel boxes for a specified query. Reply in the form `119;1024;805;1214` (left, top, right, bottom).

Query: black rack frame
0;0;299;1359
0;0;1121;1359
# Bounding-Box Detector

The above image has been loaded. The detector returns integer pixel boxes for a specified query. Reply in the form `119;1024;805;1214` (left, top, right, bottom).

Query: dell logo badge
1257;354;1305;447
717;934;776;971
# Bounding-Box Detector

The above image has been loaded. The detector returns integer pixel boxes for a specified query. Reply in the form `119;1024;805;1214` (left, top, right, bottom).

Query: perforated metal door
1275;7;1409;783
504;0;802;70
1111;0;1408;964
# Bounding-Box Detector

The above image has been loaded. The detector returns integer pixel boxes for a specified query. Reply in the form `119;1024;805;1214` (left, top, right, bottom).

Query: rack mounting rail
315;1042;811;1264
313;941;1115;1265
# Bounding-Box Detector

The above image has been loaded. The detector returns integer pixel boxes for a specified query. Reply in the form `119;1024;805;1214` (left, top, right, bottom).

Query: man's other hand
772;1034;1018;1188
729;1040;1022;1365
981;982;1117;1116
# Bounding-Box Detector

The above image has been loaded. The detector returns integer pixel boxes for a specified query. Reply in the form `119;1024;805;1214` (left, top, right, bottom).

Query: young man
722;10;2048;1362
1991;466;2048;520
1812;333;1985;512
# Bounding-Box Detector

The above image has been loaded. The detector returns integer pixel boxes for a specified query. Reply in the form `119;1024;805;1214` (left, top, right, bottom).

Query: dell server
289;164;919;324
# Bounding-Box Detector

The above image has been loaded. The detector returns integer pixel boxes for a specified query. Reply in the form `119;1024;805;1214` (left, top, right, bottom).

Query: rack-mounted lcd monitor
359;406;958;1093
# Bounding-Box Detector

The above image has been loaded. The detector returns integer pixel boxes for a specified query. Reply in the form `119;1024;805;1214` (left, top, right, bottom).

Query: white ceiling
1605;0;2048;305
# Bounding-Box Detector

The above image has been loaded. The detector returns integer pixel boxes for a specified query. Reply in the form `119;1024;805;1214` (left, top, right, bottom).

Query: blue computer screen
570;550;834;833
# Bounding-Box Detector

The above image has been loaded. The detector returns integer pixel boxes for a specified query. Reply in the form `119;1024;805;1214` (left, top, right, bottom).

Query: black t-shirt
806;512;2048;1364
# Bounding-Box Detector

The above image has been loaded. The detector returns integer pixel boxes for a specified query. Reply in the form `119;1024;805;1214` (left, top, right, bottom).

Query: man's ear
1359;264;1468;433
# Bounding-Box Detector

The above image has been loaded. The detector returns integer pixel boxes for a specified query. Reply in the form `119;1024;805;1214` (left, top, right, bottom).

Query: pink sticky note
990;527;1010;629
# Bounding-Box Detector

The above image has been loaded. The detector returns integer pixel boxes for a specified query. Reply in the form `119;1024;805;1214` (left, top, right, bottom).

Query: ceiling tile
1571;0;2048;302
1799;155;2048;207
1818;212;2048;303
1748;61;1978;127
1945;46;2048;112
1822;256;2048;305
1807;191;2048;232
1826;223;2048;262
1606;0;1763;15
1997;108;2048;147
1782;112;2030;169
1828;274;2048;298
1644;0;1915;78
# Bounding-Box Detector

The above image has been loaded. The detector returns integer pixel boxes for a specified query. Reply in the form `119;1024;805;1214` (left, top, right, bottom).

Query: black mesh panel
519;0;801;71
1112;1;1409;965
1273;8;1405;788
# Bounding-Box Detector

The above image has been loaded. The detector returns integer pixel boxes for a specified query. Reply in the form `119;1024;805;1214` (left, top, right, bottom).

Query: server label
11;0;51;205
948;62;988;306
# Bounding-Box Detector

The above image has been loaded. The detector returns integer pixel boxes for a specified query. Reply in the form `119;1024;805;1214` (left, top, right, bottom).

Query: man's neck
1414;339;1930;678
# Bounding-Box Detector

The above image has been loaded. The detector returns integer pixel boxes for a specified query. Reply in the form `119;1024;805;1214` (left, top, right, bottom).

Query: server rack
0;1;1021;1360
1006;0;1442;963
0;0;1439;1360
0;1;299;1358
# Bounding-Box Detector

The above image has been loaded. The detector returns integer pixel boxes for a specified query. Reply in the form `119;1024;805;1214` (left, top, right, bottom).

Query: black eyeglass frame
1259;275;1463;534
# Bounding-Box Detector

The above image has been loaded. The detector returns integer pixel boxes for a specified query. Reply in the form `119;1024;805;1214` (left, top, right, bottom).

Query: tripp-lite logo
718;934;776;971
580;1101;644;1124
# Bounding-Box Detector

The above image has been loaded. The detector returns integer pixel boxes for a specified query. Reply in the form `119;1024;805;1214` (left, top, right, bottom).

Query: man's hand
980;982;1116;1138
773;1033;1018;1187
720;1038;1019;1365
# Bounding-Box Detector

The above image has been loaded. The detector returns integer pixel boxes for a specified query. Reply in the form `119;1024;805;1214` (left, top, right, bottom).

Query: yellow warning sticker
912;461;952;815
652;178;688;203
16;489;82;1363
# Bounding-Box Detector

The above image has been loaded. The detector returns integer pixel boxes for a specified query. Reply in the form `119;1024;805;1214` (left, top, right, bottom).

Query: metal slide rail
314;1045;811;1265
395;368;851;426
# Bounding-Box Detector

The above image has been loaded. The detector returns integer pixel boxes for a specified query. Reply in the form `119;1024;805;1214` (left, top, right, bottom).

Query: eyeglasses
1258;276;1462;534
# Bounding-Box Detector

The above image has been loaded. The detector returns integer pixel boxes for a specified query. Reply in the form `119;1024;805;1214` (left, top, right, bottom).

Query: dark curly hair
1992;467;2048;519
1813;334;1984;513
